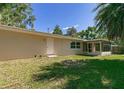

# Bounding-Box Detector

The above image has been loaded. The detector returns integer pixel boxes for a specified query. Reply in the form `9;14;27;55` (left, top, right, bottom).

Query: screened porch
82;40;111;56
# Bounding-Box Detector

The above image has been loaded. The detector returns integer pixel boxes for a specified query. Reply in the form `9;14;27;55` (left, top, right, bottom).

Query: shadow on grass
32;59;124;89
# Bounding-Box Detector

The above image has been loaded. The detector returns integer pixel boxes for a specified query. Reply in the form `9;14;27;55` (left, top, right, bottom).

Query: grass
0;55;124;88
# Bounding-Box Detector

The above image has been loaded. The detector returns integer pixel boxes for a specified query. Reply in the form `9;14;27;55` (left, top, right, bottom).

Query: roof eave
0;25;84;41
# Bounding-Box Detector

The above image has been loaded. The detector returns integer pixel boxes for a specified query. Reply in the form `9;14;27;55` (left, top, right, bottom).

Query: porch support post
92;42;95;53
100;41;102;53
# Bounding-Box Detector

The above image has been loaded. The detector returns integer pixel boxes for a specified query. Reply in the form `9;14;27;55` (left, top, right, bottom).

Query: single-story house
0;25;111;60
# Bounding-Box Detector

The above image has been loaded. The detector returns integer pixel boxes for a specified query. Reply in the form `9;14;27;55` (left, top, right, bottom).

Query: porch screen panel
83;42;87;52
102;42;111;51
88;43;92;52
95;43;100;52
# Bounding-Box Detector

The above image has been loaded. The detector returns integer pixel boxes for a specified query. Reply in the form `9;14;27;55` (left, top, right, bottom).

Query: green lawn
0;55;124;89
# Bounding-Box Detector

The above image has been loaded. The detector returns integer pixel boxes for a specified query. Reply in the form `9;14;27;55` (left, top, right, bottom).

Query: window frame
70;42;76;49
76;42;81;49
70;41;81;49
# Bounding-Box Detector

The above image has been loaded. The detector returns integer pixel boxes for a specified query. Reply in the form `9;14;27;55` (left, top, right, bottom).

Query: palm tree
94;3;124;40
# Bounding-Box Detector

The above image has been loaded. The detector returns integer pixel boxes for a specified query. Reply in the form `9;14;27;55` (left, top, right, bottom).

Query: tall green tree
77;27;96;40
66;26;77;37
94;3;124;40
52;25;63;35
77;26;107;40
0;4;35;30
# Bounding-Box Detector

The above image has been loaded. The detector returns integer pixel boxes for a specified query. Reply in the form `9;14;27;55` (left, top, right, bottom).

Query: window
70;42;81;49
95;43;100;52
70;42;75;48
76;42;80;48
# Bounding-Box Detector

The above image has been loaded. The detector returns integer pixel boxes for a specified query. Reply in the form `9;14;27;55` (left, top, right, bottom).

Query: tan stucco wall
0;29;85;60
0;30;46;60
0;29;112;60
54;38;83;56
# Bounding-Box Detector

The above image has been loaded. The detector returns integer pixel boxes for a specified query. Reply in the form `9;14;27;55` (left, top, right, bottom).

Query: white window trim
70;48;81;50
70;41;81;50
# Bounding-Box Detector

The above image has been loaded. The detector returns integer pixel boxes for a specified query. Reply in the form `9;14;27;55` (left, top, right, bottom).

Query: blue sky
31;3;97;33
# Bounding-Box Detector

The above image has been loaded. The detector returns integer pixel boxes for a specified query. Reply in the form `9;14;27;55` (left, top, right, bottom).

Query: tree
94;3;124;40
77;26;106;40
66;26;77;37
0;4;35;30
52;25;63;35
